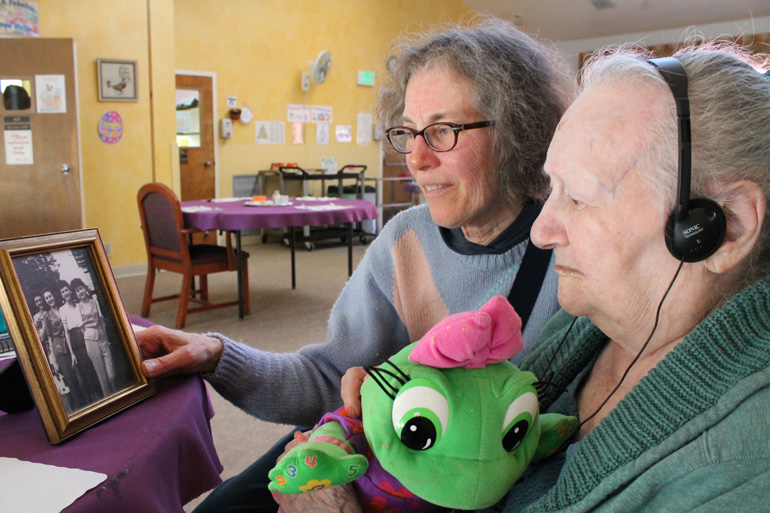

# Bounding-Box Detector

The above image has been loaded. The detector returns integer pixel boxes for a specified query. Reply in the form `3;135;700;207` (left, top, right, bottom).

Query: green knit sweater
489;276;770;512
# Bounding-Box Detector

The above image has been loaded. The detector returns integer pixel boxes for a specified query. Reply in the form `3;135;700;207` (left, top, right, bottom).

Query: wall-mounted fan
301;50;332;92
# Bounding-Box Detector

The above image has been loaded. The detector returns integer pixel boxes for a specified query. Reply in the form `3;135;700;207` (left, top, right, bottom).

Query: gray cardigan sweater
488;276;770;513
204;204;560;427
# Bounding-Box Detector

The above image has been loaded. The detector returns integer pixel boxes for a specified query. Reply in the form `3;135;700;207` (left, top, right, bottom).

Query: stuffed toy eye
391;379;449;451
501;391;538;452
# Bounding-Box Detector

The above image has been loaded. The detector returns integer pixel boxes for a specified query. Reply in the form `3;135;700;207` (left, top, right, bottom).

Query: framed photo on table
0;229;153;443
97;58;138;102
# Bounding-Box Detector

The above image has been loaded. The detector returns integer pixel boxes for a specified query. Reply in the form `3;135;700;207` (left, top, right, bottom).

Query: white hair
581;41;770;286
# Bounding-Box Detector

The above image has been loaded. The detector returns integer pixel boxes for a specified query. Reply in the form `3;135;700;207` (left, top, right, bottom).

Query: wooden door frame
0;38;85;235
74;42;86;230
173;70;218;198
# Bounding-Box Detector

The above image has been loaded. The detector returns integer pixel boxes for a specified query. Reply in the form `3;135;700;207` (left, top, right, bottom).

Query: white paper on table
180;205;221;213
0;350;17;361
0;457;107;513
209;197;252;203
294;203;353;211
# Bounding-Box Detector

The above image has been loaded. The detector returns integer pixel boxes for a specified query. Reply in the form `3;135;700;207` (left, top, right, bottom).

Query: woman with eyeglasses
135;17;572;513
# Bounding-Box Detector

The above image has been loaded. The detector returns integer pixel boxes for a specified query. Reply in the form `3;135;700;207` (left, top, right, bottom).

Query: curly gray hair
378;17;573;206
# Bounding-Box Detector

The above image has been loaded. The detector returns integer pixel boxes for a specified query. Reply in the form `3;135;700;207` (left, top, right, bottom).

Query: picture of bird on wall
97;58;138;102
107;66;131;94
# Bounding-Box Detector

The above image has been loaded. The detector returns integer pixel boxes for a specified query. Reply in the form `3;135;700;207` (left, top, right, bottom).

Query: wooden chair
137;182;250;328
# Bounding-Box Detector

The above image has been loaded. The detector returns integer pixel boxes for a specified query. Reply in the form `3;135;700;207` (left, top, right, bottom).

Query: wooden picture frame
97;58;138;102
0;229;153;443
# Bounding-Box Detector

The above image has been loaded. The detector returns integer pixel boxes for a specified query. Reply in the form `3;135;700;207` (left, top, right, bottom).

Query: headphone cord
534;316;577;397
577;258;686;429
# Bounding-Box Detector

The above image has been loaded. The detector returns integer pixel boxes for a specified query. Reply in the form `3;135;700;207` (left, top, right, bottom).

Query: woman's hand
135;325;224;378
274;429;312;463
340;366;368;418
273;483;363;513
271;429;362;512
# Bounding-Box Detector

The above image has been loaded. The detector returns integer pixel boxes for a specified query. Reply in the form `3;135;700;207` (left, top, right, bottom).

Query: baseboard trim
112;263;148;279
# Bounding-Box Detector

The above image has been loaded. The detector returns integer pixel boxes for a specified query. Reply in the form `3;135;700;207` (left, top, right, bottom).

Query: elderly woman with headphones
278;41;770;513
489;41;770;512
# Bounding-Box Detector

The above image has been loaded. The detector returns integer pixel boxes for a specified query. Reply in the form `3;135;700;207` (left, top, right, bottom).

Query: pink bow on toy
409;296;523;369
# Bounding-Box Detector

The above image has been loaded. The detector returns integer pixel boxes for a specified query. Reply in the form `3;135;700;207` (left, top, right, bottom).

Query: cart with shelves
380;146;421;226
278;164;377;251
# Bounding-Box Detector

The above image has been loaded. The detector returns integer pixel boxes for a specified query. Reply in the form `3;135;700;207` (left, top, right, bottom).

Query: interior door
0;38;81;240
175;74;215;202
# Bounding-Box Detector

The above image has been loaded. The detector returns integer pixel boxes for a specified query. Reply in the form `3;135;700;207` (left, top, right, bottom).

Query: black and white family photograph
12;246;135;414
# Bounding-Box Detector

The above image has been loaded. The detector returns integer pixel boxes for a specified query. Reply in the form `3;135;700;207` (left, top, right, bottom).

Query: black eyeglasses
385;121;496;154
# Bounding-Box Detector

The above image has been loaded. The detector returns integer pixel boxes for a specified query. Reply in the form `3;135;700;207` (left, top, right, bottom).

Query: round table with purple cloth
0;315;223;513
181;197;378;231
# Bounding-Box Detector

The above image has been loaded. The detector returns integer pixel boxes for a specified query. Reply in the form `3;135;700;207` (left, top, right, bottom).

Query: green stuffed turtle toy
268;296;577;511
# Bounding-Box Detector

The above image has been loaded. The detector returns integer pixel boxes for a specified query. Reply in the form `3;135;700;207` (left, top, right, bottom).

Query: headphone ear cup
665;198;727;262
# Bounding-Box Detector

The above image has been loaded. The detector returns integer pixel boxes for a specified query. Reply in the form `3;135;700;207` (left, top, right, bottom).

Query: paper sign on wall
335;125;352;143
292;122;304;145
35;75;66;114
255;121;286;145
322;157;337;174
4;118;34;165
287;104;310;123
0;0;39;37
311;105;333;124
357;112;372;145
316;123;329;145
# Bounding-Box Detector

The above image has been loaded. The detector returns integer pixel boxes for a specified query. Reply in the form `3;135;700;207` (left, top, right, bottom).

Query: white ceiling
462;0;770;41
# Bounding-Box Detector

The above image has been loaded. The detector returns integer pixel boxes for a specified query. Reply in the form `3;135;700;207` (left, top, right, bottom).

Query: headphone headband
648;56;726;262
648;57;691;222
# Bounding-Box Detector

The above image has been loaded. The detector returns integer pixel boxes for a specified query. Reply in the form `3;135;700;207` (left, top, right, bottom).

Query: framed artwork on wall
97;58;138;102
0;229;153;443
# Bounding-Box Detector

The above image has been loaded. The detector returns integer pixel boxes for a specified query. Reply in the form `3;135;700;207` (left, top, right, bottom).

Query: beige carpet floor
116;238;370;511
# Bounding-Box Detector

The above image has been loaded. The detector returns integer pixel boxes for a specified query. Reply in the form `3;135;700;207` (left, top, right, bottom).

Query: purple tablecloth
0;316;223;512
182;197;378;231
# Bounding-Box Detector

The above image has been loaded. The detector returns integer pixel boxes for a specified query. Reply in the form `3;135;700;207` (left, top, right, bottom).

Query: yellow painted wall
149;0;178;187
36;0;472;270
37;0;176;268
174;0;472;200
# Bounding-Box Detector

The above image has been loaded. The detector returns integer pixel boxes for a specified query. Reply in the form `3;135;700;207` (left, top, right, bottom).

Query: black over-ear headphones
648;57;726;262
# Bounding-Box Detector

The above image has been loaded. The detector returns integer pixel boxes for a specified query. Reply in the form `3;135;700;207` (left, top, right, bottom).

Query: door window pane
1;79;32;111
176;89;201;147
